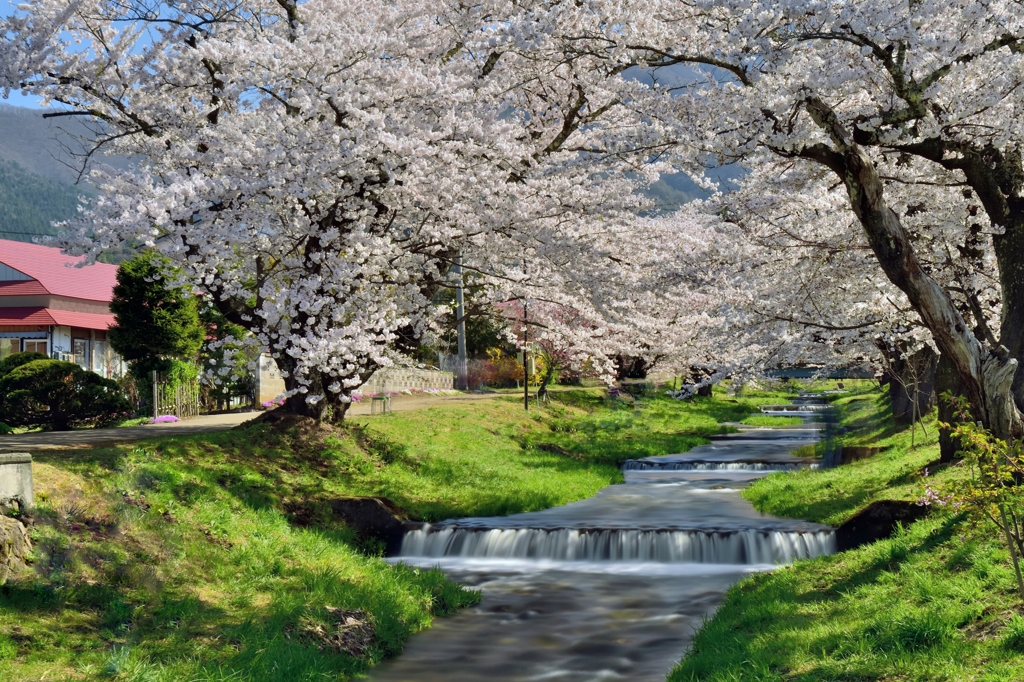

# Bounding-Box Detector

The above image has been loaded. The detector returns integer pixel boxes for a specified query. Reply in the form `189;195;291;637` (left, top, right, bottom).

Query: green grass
669;386;1024;682
1;388;773;680
348;389;778;520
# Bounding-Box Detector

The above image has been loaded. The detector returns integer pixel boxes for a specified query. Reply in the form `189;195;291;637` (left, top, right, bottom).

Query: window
24;340;47;355
73;339;89;369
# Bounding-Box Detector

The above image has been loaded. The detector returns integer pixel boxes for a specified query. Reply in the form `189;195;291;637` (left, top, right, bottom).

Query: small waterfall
621;460;817;471
400;526;835;565
760;404;831;413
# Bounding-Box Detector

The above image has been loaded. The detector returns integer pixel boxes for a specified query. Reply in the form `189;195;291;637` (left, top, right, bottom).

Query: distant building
0;239;125;377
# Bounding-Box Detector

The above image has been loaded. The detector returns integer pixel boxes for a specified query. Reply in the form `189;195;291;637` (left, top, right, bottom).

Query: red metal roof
0;280;49;295
0;307;114;331
0;239;118;302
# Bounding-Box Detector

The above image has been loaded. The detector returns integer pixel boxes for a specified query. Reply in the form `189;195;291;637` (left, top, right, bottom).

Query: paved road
0;392;508;451
0;412;257;452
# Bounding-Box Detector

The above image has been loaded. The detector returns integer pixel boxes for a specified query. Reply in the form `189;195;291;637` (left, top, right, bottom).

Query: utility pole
453;255;468;390
523;296;529;412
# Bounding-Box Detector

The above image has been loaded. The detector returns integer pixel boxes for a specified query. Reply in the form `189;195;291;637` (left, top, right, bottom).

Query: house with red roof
0;239;125;377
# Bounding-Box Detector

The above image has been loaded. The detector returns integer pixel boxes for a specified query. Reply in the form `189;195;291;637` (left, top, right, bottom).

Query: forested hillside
0;157;90;241
0;104;131;258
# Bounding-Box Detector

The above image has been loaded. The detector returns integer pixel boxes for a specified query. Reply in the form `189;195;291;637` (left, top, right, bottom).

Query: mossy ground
670;386;1024;682
0;388;777;681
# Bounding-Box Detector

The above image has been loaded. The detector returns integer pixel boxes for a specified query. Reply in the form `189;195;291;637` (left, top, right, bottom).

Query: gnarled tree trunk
274;355;370;423
803;97;1024;440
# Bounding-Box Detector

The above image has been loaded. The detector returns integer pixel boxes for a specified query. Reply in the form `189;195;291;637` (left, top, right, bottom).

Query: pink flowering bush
149;415;181;423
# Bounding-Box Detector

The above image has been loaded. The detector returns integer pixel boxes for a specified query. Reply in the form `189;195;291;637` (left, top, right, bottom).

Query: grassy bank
0;388;773;681
671;388;1024;681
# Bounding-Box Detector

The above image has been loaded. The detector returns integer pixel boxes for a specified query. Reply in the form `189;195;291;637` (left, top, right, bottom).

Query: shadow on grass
672;518;960;682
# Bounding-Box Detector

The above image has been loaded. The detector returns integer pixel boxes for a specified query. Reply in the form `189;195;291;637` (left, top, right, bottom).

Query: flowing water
372;417;833;682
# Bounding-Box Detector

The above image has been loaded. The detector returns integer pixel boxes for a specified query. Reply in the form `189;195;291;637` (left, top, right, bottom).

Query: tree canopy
109;251;204;372
5;0;1023;433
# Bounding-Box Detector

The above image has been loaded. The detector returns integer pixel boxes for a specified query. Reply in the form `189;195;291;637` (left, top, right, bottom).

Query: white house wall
50;326;72;359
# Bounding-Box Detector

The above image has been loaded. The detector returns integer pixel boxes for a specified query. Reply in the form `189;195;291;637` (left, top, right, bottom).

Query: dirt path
0;392;510;452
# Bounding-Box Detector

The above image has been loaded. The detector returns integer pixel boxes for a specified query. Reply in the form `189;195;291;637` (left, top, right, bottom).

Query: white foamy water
621;460;811;471
400;526;835;564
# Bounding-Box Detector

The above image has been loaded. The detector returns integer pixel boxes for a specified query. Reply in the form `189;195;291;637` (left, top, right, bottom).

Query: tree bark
802;96;1024;440
275;355;360;423
879;345;938;425
994;211;1024;412
935;352;964;463
537;364;556;400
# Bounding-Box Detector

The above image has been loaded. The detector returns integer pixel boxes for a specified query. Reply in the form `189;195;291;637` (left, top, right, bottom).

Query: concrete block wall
256;354;455;404
356;368;455;395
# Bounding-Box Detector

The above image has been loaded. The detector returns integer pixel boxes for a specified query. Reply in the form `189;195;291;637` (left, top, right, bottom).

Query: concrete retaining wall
357;368;454;394
0;453;33;512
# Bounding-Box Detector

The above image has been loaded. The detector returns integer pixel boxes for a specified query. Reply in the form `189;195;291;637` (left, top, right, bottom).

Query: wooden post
152;370;159;418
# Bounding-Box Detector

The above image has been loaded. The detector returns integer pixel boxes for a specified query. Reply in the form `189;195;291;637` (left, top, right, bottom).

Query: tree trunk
697;383;713;397
802;97;1024;440
994;211;1024;414
935;352;964;463
537;364;556;400
882;345;938;425
276;356;361;423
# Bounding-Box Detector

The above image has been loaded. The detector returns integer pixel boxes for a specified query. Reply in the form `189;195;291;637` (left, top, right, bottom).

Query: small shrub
0;351;48;379
0;422;13;435
0;360;132;431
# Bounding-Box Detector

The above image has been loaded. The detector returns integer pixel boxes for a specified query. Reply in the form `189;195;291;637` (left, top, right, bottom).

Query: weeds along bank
0;389;772;680
672;389;1024;682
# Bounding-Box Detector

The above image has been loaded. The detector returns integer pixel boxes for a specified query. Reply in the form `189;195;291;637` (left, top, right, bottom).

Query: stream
372;402;834;682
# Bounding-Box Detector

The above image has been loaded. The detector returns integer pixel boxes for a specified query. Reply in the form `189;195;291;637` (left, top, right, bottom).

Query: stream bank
372;414;831;681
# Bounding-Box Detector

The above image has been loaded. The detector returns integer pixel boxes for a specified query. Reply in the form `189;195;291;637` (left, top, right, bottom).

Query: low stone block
839;446;887;465
328;497;409;554
0;453;33;513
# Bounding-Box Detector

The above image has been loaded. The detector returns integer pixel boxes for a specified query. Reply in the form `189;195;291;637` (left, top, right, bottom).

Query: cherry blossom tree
543;0;1024;437
1;0;662;421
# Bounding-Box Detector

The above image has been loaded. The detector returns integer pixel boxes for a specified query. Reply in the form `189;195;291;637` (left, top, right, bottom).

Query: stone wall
255;354;454;404
0;515;31;584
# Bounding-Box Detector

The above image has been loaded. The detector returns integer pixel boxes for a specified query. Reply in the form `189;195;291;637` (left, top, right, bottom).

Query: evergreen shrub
0;360;132;431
